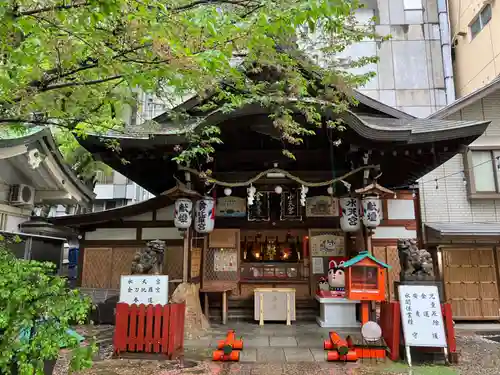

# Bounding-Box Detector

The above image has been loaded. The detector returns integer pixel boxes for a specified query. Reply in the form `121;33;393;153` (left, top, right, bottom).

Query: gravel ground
53;332;500;375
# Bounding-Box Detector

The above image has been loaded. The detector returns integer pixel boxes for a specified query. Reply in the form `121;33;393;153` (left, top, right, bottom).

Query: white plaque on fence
398;284;447;348
119;275;169;305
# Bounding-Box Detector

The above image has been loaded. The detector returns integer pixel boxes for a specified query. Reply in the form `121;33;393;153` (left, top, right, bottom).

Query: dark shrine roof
77;96;490;195
49;185;201;227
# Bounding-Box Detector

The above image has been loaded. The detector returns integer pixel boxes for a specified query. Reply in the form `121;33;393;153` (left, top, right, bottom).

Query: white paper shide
119;275;169;305
399;285;446;348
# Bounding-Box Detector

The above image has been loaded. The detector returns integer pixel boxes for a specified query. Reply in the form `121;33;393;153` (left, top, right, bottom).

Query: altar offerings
398;284;448;366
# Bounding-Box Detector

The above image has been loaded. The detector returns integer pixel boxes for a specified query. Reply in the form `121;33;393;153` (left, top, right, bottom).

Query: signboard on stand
119;275;169;305
398;284;448;366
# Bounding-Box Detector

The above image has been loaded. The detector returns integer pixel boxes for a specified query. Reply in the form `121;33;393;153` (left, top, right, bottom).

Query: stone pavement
184;322;379;363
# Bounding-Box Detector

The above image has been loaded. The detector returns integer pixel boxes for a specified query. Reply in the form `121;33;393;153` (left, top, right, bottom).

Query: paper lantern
362;197;381;229
194;197;215;233
339;197;361;232
174;198;193;229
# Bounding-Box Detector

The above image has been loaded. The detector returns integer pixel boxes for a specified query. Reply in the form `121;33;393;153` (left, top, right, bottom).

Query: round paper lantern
194;197;215;233
362;196;381;229
274;185;283;194
224;187;232;196
174;198;193;229
339;197;361;232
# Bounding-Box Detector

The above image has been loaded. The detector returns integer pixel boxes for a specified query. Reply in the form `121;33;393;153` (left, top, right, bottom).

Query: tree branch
13;1;90;17
38;75;123;93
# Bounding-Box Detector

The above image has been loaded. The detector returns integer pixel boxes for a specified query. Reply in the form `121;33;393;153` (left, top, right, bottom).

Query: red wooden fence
113;303;185;358
379;301;457;362
380;301;400;361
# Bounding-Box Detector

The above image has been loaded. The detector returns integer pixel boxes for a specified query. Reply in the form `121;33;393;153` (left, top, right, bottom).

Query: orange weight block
326;350;358;362
212;350;240;361
216;330;243;350
323;332;349;356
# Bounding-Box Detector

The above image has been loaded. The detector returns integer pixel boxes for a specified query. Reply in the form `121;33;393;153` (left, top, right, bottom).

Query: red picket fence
113;303;185;358
379;301;457;362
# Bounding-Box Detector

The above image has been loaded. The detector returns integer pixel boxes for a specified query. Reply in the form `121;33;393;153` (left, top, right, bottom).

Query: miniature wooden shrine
344;251;390;324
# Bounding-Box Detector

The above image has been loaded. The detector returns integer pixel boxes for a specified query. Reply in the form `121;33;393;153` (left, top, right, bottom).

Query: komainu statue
397;238;435;281
131;239;166;275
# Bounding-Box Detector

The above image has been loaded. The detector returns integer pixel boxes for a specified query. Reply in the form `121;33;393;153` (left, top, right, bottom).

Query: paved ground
55;322;500;375
184;322;377;362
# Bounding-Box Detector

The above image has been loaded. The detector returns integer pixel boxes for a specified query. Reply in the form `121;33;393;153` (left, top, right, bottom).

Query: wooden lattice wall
373;246;401;301
443;247;500;320
82;245;184;290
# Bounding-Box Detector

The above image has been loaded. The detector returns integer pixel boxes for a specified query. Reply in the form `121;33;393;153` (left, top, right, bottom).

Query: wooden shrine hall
50;91;490;323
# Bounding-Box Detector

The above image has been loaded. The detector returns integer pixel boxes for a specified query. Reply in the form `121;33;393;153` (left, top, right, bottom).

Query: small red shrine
344;251;390;323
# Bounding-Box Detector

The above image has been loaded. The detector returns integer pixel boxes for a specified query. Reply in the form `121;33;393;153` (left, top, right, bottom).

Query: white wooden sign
399;285;447;348
119;275;169;305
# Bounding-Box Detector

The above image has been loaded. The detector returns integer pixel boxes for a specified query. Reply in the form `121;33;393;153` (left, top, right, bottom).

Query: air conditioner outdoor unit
9;184;35;206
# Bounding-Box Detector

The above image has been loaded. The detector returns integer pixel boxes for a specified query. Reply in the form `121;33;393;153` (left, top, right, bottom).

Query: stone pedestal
315;295;360;328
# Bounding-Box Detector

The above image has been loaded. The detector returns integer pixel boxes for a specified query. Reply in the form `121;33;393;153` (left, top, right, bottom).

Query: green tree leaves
0;0;384;167
0;238;94;374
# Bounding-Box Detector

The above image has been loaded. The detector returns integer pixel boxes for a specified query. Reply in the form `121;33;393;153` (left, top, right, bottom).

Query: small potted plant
0;235;96;374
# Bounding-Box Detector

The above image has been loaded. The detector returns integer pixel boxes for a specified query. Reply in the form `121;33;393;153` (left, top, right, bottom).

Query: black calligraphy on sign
344;198;359;227
177;201;191;225
404;298;413;325
128;279;133;284
364;199;379;224
196;200;207;232
280;191;301;221
247;192;270;221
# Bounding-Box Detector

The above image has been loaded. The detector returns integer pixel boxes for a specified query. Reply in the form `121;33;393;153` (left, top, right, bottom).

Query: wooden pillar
182;228;190;283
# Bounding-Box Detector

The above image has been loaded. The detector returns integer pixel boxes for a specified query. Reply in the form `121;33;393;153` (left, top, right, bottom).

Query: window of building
464;149;500;198
470;4;492;39
95;171;114;184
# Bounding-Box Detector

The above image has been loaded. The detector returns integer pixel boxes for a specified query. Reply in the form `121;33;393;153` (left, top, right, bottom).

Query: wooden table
200;287;232;325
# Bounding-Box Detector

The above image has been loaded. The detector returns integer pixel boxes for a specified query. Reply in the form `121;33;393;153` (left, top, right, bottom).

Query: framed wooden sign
247;192;270;221
280;190;302;220
306;196;339;217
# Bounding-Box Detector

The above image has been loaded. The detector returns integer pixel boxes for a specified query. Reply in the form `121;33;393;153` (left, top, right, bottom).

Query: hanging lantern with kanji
194;197;215;233
173;198;193;229
362;196;381;229
339;197;361;232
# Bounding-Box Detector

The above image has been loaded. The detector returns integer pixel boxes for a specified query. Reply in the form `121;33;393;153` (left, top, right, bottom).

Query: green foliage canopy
0;235;95;374
0;0;381;165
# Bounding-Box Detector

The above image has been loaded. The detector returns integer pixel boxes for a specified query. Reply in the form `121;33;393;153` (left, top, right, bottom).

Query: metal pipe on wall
438;0;456;104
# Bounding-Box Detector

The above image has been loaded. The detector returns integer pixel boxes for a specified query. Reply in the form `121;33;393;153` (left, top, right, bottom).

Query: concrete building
0;128;94;232
335;0;455;118
448;0;498;97
419;77;500;320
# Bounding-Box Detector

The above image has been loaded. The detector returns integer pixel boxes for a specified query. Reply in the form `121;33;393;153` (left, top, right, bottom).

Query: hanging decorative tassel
300;185;308;206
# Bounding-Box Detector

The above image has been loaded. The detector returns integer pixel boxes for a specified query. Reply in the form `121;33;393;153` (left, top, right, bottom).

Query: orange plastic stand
212;330;243;362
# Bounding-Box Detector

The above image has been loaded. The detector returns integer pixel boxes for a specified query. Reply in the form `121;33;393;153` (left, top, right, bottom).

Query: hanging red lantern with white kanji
339;197;361;232
174;198;193;229
362;196;381;229
194;197;215;233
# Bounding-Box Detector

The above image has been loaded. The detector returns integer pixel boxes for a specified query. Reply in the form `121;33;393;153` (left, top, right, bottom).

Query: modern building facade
448;0;498;97
336;0;455;118
419;77;500;320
